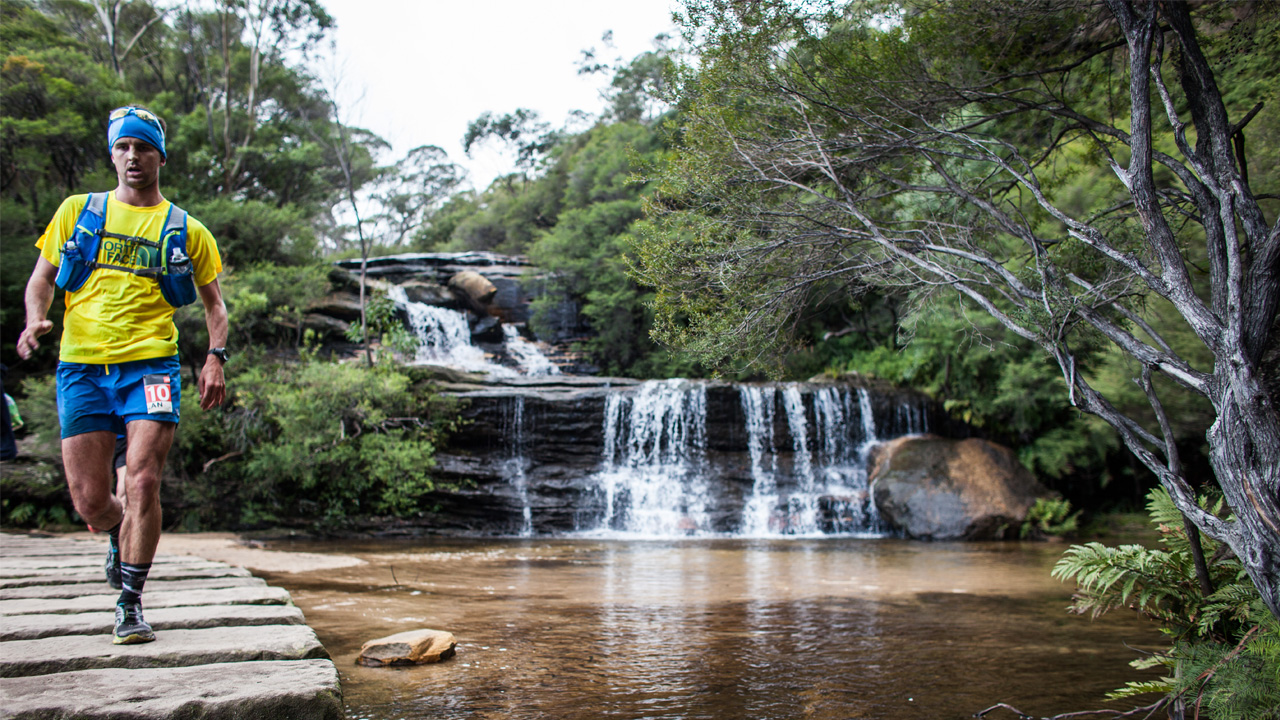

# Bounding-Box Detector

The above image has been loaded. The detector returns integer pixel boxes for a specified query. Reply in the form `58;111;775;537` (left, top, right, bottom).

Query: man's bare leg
62;430;122;531
120;419;175;565
110;419;173;645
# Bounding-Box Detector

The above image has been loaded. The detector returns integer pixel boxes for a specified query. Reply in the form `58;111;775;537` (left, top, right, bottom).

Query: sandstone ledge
0;659;342;720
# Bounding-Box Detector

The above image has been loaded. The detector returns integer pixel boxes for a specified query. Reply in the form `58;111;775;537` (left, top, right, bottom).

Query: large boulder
870;436;1052;540
448;271;498;314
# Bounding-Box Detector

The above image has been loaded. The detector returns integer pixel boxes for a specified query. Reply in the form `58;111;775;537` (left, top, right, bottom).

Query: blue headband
107;110;166;160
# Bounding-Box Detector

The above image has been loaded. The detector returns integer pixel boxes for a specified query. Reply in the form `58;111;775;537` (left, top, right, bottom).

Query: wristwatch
208;347;229;364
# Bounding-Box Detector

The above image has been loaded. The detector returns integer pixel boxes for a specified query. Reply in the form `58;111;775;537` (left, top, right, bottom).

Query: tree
639;0;1280;617
87;0;169;78
304;62;386;365
211;0;331;196
463;108;562;185
368;144;464;247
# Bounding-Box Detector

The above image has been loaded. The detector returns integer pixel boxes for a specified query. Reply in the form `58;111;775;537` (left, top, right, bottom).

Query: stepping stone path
0;533;343;719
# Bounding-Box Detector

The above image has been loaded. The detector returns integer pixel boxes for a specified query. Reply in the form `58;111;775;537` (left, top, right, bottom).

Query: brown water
258;538;1163;720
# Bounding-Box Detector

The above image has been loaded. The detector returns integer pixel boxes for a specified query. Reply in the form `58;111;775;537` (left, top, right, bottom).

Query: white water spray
740;386;778;535
595;380;710;536
782;385;820;534
502;325;560;376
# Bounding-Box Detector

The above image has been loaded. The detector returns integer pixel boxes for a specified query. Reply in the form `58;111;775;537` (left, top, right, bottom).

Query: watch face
209;348;228;363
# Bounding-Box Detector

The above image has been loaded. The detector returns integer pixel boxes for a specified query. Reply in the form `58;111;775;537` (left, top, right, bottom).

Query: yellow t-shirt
36;193;223;364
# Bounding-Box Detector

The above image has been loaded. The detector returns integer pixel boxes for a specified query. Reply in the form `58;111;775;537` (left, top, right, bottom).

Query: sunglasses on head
109;106;164;134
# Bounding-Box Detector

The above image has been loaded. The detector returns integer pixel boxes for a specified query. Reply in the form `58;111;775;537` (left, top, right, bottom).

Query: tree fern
1055;489;1278;719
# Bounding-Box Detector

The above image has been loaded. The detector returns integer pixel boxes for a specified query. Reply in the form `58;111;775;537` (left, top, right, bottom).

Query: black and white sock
107;522;121;562
117;562;152;606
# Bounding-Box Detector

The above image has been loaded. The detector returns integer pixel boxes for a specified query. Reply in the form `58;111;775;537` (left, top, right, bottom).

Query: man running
16;105;229;645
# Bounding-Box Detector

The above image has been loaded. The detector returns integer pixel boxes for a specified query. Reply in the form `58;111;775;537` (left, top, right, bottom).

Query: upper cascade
378;273;559;378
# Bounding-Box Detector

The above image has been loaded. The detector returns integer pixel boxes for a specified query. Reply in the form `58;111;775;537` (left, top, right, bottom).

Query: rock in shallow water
357;629;457;667
870;436;1053;540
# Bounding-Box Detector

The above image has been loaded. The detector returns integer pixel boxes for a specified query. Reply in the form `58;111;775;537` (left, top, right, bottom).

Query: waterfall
565;381;929;538
894;399;929;436
385;285;572;378
731;384;894;537
813;386;852;465
502;325;560;376
857;387;877;447
594;380;710;536
782;385;820;535
386;286;512;374
740;386;778;535
851;387;886;531
504;396;532;537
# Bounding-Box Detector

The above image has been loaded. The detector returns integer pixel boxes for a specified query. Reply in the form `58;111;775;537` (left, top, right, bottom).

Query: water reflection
258;539;1162;720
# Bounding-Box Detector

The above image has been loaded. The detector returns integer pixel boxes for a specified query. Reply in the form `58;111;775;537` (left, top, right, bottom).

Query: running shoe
113;602;155;645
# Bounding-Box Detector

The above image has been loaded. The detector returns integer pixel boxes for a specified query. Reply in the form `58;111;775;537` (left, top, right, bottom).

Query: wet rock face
427;381;621;534
333;252;535;325
869;436;1053;540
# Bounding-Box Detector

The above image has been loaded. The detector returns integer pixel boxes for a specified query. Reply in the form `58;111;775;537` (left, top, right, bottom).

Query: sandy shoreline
45;531;366;573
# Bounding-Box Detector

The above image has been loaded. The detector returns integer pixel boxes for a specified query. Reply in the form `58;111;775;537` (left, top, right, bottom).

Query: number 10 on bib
143;374;173;414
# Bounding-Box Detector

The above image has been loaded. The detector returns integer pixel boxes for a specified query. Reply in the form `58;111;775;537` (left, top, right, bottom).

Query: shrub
173;358;460;528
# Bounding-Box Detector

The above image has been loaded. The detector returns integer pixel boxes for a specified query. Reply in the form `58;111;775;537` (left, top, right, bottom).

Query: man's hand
195;279;228;411
198;358;225;410
16;320;53;360
19;257;58;360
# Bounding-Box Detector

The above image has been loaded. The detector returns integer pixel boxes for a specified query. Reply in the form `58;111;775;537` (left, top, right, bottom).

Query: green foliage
1055;489;1279;716
1;373;68;529
172;358;459;528
1168;613;1280;720
183;197;317;266
15;373;60;454
523;120;700;377
0;450;69;529
432;57;701;377
343;289;419;360
836;300;1118;481
1055;489;1240;635
1020;498;1080;539
169;262;334;374
463;108;560;176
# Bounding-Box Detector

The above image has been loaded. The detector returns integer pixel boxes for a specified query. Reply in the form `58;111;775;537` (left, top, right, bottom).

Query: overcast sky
317;0;680;190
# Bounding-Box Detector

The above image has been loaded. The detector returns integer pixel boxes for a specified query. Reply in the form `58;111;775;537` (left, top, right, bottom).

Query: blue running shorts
56;356;181;438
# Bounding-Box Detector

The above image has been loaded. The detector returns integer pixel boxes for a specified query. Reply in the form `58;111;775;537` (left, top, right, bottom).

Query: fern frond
1106;679;1176;700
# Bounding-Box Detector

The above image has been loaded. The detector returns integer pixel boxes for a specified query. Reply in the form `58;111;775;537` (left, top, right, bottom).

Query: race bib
143;374;173;414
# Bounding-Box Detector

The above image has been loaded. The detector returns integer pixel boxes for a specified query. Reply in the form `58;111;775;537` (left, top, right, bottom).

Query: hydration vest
53;192;197;307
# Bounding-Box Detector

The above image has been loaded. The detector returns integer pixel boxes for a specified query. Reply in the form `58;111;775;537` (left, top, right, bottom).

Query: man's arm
16;257;58;360
196;279;228;410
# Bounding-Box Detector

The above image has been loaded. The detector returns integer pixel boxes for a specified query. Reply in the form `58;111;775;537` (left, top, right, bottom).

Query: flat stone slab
0;555;206;571
0;544;104;557
0;534;341;718
0;624;328;678
0;565;251;588
0;560;238;579
0;658;343;719
0;575;265;600
0;603;307;641
0;585;292;616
